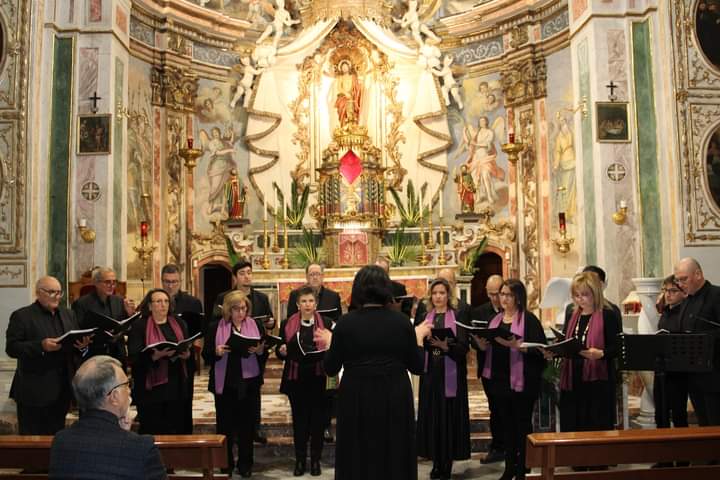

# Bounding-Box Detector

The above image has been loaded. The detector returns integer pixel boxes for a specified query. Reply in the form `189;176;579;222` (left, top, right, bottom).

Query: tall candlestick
558;212;566;232
263;196;267;222
427;200;436;249
439;193;444;220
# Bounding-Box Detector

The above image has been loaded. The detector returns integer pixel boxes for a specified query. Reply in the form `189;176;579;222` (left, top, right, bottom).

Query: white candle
619;200;627;209
274;188;278;214
78;218;87;228
439;191;444;219
264;196;267;221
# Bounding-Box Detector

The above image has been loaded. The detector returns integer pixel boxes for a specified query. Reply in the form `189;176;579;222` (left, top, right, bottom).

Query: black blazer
72;291;128;364
49;409;167;480
469;301;500;377
276;317;332;395
202;317;267;399
286;286;342;323
678;281;720;391
6;302;80;407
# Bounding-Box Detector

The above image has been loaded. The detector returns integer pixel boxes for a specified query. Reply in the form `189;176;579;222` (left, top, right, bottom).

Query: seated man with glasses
72;266;136;368
50;355;167;479
6;276;92;435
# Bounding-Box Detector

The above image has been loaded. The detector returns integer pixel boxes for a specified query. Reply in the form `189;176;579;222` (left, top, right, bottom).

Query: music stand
618;333;714;428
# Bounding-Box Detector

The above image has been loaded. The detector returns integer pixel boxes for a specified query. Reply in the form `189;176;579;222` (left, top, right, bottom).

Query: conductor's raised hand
414;322;432;346
314;327;332;350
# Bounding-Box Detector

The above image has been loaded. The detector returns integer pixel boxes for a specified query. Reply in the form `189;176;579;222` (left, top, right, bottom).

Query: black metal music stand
619;333;714;428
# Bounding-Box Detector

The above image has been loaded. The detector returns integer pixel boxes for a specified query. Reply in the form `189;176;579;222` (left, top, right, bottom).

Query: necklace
301;318;314;327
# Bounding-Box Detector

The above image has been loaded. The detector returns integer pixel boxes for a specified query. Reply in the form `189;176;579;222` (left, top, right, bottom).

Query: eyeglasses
487;291;500;297
106;379;132;396
162;279;180;285
231;305;248;312
39;288;63;298
100;279;117;286
674;275;690;283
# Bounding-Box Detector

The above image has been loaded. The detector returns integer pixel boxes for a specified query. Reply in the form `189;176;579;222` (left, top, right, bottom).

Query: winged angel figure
455;116;506;206
241;0;276;24
198;125;239;216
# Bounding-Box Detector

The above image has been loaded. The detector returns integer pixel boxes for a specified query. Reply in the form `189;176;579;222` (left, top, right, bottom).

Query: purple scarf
213;316;261;395
560;309;607;391
481;311;526;392
424;309;458;398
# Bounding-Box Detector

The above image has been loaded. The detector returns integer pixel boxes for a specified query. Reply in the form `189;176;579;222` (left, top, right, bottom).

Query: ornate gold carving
150;65;198;112
298;0;394;26
518;109;540;311
500;56;547;107
509;26;529;49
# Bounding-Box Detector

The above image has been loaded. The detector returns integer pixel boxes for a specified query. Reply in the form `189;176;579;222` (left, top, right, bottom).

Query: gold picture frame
596;102;630;143
77;114;112;155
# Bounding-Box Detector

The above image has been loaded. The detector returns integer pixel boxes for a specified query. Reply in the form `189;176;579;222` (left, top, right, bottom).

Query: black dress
415;310;471;474
482;311;546;479
127;316;191;435
324;306;424;480
654;303;689;428
559;307;621;432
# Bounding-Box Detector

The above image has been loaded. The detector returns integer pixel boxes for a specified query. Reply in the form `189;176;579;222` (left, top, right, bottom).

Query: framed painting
77;114;112;155
596;102;630;143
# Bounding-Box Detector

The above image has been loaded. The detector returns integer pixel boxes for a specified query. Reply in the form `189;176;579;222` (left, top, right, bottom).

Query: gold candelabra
418;220;429;266
438;223;448;265
501;141;526;164
272;216;280;252
133;234;157;281
262;218;271;270
281;216;290;269
552;228;574;255
427;210;436;249
179;141;203;291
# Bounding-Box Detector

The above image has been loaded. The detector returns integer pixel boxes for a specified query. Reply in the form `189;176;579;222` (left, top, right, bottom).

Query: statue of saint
333;59;362;127
454;164;476;213
225;168;247;219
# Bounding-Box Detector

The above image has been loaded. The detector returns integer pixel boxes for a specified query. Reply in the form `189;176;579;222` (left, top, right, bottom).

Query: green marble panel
632;21;662;277
47;36;73;293
114;58;124;274
578;39;596;265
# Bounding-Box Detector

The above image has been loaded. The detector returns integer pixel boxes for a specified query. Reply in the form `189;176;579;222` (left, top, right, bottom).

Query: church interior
0;0;719;477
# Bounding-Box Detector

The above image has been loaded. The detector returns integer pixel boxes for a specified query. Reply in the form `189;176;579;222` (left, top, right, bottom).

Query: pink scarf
423;309;458;398
284;311;326;380
481;311;526;392
559;309;607;391
213;319;232;394
144;315;186;391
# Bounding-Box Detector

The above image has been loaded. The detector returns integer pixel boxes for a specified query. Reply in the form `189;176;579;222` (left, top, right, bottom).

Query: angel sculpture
393;0;441;48
252;43;278;68
198;125;238;216
255;0;300;48
230;57;264;109
455;116;506;206
243;0;275;24
432;55;463;109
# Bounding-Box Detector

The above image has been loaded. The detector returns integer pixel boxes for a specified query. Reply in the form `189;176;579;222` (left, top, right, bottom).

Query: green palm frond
388;180;429;227
460;236;488;275
225;236;241;267
289;228;322;268
386;228;417;266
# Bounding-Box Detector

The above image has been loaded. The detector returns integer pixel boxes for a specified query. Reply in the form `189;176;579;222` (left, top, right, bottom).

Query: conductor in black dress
315;265;431;480
476;279;546;480
278;285;332;476
415;278;471;480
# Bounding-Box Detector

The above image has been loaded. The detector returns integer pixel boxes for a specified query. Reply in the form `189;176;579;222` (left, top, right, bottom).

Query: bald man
470;274;506;463
674;257;720;426
6;276;91;434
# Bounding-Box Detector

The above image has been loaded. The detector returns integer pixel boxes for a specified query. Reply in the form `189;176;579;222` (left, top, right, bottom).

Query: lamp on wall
77;218;96;243
612;200;628;225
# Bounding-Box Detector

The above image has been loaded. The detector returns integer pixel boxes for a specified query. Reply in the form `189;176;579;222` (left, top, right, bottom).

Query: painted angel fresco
195;85;233;123
198;125;239;216
455;116;506;207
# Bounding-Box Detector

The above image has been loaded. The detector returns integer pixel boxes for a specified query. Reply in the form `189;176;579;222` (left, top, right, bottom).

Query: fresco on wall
193;79;250;233
545;49;577;224
446;73;508;216
696;0;720;70
706;127;720;209
127;58;154;278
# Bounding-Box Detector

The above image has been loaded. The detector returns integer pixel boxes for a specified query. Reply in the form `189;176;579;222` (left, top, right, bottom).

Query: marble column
631;276;663;428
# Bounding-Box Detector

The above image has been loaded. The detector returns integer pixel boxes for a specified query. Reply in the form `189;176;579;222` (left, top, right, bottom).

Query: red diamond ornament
339;149;362;184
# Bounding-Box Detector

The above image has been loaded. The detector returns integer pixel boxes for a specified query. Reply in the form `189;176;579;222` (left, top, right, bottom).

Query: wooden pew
526;426;720;479
0;434;227;479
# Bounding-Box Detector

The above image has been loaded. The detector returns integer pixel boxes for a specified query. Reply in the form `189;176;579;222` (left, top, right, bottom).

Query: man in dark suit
161;263;203;435
675;257;720;426
50;355;167;479
6;276;92;434
72;267;135;368
287;263;342;323
213;260;274;444
374;257;412;317
470;274;505;464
